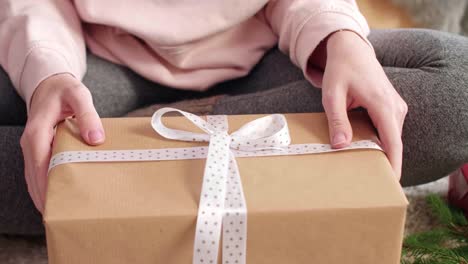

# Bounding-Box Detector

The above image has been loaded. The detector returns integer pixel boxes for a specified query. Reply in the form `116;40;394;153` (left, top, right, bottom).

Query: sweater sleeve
263;0;371;87
0;0;86;110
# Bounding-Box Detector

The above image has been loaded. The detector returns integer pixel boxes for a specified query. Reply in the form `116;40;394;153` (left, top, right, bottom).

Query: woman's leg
84;53;220;117
213;29;468;187
126;48;308;116
88;48;305;117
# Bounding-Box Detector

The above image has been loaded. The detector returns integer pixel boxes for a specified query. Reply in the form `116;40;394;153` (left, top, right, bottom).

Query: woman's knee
371;29;468;71
400;88;468;186
393;30;468;186
424;30;468;155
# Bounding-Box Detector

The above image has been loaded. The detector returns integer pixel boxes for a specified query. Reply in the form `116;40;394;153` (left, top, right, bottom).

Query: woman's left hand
320;30;408;179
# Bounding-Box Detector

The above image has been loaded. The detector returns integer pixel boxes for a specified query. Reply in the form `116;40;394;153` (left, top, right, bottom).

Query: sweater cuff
293;6;372;87
18;47;75;111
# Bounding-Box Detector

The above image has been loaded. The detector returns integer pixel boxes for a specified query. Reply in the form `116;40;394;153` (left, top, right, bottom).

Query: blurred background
358;0;468;35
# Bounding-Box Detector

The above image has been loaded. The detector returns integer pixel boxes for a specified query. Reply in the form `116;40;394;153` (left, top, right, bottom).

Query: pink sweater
0;0;370;108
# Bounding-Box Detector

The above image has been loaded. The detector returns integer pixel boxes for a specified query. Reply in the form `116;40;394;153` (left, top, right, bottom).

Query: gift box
44;109;408;264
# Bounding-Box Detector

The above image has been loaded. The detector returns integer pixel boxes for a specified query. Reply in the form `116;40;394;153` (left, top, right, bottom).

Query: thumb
67;86;105;145
322;88;353;148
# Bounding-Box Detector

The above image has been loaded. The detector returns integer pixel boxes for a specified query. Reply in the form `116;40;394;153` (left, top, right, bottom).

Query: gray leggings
1;29;468;235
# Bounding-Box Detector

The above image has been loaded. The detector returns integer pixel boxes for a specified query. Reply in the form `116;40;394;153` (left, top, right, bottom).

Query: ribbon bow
152;107;292;264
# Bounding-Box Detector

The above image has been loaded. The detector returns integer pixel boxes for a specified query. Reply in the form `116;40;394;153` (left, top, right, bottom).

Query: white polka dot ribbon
152;107;292;264
48;107;383;264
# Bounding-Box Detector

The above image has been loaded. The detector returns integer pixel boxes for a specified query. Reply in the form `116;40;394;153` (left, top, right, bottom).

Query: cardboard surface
45;112;408;264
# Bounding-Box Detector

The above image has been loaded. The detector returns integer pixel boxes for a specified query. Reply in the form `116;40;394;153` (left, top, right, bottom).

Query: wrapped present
44;108;408;264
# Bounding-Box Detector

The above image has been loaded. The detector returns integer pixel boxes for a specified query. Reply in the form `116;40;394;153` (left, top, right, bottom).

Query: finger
67;86;105;145
23;153;42;212
398;100;408;134
21;133;41;213
398;113;405;135
322;86;353;148
22;121;55;212
367;105;403;179
22;95;63;213
27;97;62;209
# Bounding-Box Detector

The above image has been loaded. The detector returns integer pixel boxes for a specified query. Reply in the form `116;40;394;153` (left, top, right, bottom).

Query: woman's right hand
20;73;105;213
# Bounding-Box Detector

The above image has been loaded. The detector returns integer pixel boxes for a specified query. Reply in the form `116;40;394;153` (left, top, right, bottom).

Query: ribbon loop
151;107;216;142
230;114;291;151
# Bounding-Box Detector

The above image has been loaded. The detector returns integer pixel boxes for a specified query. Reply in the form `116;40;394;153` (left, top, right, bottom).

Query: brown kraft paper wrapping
44;112;408;264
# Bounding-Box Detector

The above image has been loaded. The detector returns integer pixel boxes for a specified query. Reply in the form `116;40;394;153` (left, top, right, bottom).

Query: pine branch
401;194;468;264
427;195;454;226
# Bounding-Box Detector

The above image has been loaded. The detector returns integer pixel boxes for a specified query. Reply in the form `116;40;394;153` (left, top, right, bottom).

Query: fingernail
332;132;346;146
88;130;104;144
